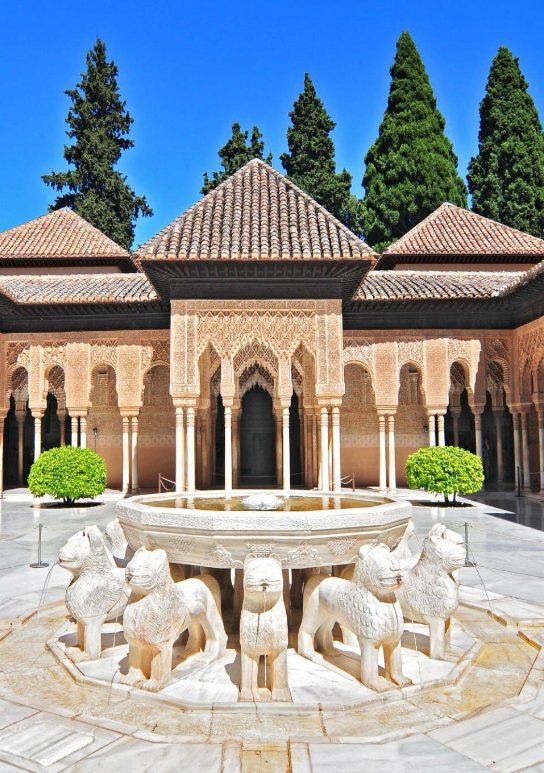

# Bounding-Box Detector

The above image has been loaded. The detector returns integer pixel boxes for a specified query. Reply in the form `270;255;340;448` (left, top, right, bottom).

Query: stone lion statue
398;523;465;660
58;525;130;662
298;542;412;692
239;554;290;701
104;518;130;563
121;548;227;691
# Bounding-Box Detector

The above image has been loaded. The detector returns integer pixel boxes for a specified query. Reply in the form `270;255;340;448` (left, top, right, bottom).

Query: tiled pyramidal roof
0;208;130;260
383;203;544;256
136;159;376;262
355;271;518;301
0;274;156;304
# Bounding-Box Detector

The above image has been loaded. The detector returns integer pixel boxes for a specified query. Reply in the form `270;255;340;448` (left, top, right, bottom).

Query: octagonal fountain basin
115;490;412;569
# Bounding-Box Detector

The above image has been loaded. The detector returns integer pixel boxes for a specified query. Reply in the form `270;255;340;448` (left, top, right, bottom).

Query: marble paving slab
68;738;223;772
307;734;488;772
429;707;544;771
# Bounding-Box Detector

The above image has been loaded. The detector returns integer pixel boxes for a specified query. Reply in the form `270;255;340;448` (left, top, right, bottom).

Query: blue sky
1;0;543;247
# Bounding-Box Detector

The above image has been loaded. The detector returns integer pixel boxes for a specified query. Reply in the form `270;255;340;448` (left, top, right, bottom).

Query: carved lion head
125;547;171;594
58;525;113;575
243;554;283;605
355;542;403;595
423;524;465;573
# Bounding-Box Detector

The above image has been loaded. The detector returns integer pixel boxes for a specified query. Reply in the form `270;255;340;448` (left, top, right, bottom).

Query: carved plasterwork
343;338;375;376
239;363;274;399
43;341;67;371
7;342;30;370
91;339;118;370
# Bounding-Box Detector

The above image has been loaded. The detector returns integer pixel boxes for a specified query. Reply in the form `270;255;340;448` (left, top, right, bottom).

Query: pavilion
2;159;544;495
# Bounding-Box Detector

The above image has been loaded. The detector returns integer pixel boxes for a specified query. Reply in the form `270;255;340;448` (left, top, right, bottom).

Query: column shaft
79;416;87;449
428;414;436;447
494;412;504;483
513;413;521;490
320;407;329;491
332;406;341;493
131;417;139;492
231;409;239;488
122;417;130;494
282;406;290;492
58;411;66;447
175;407;185;492
521;412;531;490
474;412;483;458
274;409;282;486
437;414;446;447
387;414;396;492
186;407;196;494
378;414;387;491
538;413;544;492
33;412;42;462
224;406;233;495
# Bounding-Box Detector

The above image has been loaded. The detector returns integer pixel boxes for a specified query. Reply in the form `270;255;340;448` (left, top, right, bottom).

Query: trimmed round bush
28;446;107;504
405;446;484;504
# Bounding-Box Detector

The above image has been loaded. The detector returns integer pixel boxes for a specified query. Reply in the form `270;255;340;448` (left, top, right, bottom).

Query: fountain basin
115;490;412;569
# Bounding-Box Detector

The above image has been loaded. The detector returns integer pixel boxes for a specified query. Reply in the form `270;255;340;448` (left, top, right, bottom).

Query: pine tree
280;74;363;234
363;32;467;250
468;47;544;236
43;39;152;249
202;123;272;194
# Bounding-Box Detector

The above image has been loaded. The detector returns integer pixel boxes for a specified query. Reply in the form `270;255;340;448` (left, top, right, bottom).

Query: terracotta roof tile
383;203;544;257
0;209;130;260
136;159;376;262
355;271;516;301
0;274;156;305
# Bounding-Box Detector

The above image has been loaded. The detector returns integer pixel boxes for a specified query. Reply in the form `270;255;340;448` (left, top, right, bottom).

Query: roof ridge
382;203;451;254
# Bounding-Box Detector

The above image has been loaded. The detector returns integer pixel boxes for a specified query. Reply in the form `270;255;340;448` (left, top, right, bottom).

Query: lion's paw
65;647;90;664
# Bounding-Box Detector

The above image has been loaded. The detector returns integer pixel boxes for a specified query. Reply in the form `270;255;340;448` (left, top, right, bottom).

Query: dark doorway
214;395;225;485
240;386;275;485
290;392;302;486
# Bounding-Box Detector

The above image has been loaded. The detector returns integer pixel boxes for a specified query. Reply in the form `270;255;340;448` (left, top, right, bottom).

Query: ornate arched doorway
239;386;275;485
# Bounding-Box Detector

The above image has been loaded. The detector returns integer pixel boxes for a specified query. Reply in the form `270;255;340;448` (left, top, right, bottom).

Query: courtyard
0;487;543;772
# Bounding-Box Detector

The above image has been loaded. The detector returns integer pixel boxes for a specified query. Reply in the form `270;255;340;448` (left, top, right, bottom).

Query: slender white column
175;407;185;492
282;406;290;493
224;405;233;495
537;412;544;492
320;406;329;491
131;417;139;492
58;411;66;447
378;414;387;491
312;411;318;488
79;416;87;449
231;408;240;488
186;407;196;494
437;414;446;447
122;417;130;494
16;410;25;483
521;412;531;490
387;413;396;492
332;406;341;493
274;408;282;486
428;413;436;447
494;411;504;483
33;411;43;462
474;412;483;458
513;413;521;490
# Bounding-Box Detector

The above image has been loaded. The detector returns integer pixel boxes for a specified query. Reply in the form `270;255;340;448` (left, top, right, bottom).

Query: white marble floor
0;488;543;771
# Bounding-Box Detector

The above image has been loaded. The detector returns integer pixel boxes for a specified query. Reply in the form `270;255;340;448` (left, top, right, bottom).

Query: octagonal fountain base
114;490;412;569
48;610;479;711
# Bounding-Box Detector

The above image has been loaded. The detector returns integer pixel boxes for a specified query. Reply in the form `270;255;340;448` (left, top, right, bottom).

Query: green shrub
405;445;484;504
28;446;107;504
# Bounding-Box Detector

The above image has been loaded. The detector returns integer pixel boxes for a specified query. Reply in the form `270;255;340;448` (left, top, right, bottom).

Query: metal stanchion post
463;522;475;568
30;523;49;568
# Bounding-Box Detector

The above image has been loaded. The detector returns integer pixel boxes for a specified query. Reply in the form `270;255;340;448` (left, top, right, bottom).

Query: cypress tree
363;32;467;250
202;123;272;194
280;74;363;234
468;47;544;236
43;39;152;250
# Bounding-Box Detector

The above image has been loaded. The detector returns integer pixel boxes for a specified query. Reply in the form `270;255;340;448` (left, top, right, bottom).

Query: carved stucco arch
9;365;29;404
398;361;426;406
